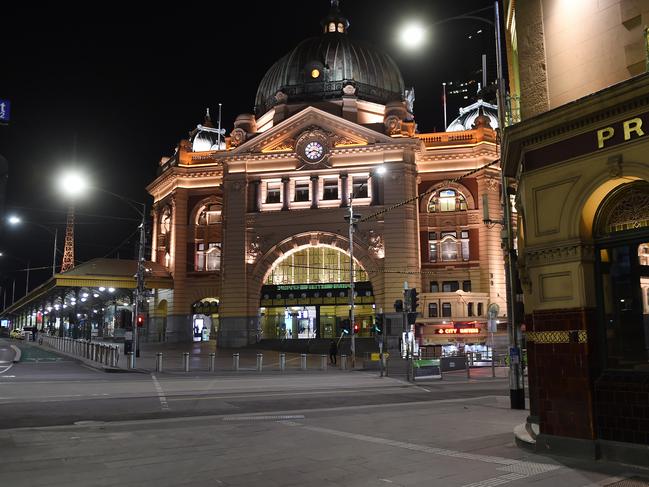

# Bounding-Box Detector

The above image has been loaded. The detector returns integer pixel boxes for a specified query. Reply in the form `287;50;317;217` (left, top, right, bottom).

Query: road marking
281;422;560;487
0;363;13;375
223;415;305;422
151;374;170;411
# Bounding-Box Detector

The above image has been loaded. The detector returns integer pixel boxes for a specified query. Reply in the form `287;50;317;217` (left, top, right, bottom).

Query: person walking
329;339;338;366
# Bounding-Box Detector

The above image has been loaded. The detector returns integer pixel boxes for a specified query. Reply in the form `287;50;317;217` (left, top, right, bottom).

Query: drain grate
606;478;649;487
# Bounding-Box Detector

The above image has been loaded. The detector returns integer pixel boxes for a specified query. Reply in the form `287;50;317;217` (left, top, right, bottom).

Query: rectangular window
428;303;438;318
430;281;439;293
467;302;474;317
294;181;310;202
441;239;458;261
442;302;452;317
196;242;221;271
266;182;281;204
462;280;472;292
461;230;470;261
442;281;459;292
352;177;368;199
429;242;437;262
441;231;457;238
477;303;484;316
323;179;339;200
206;243;221;271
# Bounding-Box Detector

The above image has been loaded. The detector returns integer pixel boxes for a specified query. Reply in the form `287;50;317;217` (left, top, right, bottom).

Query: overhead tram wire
358;158;501;224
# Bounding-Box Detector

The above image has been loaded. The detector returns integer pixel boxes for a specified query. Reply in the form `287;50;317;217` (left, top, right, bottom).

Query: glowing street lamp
55;169;147;368
399;22;426;50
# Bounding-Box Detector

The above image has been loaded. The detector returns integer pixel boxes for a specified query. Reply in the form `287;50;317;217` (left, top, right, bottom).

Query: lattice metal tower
60;205;75;272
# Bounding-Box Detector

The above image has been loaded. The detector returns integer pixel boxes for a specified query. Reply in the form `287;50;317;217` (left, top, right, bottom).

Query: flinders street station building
146;3;508;352
3;3;509;356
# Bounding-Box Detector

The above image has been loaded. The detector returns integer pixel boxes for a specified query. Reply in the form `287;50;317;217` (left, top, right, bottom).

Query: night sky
0;0;498;305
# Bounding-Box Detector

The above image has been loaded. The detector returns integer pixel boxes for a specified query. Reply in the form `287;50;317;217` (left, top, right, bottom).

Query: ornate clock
296;129;330;167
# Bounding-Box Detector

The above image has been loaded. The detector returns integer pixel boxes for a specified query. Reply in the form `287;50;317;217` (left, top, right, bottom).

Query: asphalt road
0;338;510;429
2;338;648;486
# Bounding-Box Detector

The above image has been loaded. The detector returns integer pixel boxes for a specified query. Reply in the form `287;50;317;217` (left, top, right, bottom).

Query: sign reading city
436;327;480;335
0;99;10;123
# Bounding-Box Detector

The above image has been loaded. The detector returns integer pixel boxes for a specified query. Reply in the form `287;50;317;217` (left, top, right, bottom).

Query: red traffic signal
353;324;359;333
136;313;146;327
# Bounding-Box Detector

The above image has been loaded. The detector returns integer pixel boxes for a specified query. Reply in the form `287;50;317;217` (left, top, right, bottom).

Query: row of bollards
40;335;119;367
146;352;350;373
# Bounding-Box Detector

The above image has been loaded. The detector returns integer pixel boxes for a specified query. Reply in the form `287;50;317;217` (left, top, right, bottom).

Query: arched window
197;204;221;225
595;181;649;370
160;208;171;235
428;189;468;212
328;22;336;32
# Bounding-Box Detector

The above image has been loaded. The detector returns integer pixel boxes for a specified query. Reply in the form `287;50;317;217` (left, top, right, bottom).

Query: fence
40;335;120;368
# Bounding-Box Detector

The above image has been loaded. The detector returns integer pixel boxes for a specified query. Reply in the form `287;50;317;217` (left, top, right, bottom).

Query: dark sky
0;0;499;305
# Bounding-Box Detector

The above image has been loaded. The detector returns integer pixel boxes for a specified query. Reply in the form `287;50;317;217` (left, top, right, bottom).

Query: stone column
150;205;159;262
371;171;380;205
340;173;349;207
166;188;191;342
281;177;290;211
310;175;319;209
251;180;260;212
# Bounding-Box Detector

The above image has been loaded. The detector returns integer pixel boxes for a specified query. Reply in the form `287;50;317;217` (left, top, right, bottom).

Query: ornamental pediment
230;106;395;156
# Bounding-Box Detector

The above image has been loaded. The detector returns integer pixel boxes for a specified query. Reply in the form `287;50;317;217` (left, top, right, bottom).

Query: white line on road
0;364;13;375
151;374;170;412
80;364;102;373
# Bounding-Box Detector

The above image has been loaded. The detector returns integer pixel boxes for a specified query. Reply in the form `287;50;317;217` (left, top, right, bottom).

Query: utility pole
131;204;146;367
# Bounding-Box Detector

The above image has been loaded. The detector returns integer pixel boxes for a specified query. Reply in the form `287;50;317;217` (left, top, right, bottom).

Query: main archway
258;244;376;340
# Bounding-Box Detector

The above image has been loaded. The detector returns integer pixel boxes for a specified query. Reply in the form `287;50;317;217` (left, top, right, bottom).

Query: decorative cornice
523;241;595;267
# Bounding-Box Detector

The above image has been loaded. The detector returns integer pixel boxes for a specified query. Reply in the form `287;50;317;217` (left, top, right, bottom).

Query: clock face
304;141;324;161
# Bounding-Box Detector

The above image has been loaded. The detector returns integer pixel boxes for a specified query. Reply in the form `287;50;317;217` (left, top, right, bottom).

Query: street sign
509;346;520;364
0;99;10;123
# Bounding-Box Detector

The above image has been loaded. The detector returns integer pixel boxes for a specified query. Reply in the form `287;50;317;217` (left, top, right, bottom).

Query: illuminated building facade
146;2;508;353
504;0;649;464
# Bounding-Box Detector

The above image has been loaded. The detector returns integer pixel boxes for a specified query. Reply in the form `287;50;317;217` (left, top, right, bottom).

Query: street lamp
7;215;58;277
346;166;385;369
57;169;147;368
398;2;524;410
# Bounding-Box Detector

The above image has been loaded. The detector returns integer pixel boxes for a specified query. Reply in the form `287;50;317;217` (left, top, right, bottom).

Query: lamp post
57;170;147;368
346;166;385;369
7;215;58;277
399;2;524;409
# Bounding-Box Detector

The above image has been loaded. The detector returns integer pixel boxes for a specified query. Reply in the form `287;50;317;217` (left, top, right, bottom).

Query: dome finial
322;0;349;34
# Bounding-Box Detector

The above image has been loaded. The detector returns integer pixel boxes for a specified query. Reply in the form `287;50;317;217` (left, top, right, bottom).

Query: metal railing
40;335;120;368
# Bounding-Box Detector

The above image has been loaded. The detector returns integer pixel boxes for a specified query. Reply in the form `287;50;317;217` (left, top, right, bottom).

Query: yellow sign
371;352;389;361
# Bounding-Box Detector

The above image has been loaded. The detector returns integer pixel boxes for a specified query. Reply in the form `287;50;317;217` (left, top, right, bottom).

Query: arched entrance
594;180;649;370
259;244;375;340
191;298;219;342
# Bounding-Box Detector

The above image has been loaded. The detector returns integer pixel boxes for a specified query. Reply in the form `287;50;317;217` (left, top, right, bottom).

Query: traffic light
394;299;403;312
373;313;384;334
136;313;146;327
353;323;359;334
409;288;420;313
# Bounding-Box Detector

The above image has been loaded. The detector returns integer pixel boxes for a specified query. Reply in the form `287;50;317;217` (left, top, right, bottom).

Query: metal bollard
491;354;496;378
467;352;471;379
110;347;116;367
233;353;240;371
94;343;100;362
279;353;286;372
127;352;134;369
156;352;163;372
256;353;263;372
300;353;307;370
183;352;190;372
320;354;327;371
208;352;216;372
341;354;347;370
